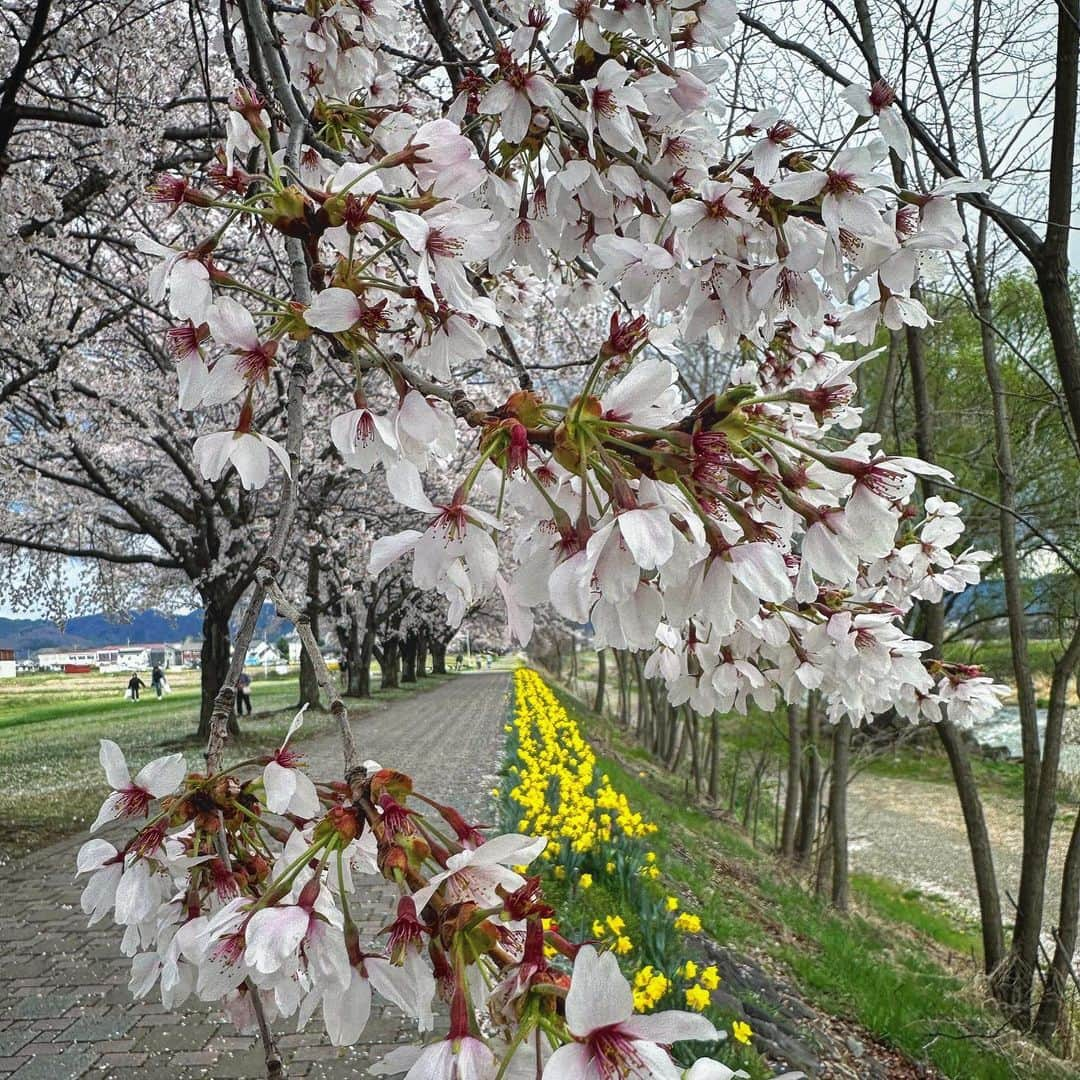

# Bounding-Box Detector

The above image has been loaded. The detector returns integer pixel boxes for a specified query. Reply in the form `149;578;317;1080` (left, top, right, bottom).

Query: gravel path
0;672;510;1080
848;771;1072;923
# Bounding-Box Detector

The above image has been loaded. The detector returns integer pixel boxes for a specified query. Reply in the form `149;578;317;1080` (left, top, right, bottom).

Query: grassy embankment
0;667;452;859
525;674;1077;1080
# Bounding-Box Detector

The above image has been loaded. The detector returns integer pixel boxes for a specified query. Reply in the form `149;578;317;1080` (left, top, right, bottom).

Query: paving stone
10;1047;98;1080
169;1050;219;1066
62;1011;138;1043
0;1034;32;1059
0;675;509;1079
96;1053;147;1067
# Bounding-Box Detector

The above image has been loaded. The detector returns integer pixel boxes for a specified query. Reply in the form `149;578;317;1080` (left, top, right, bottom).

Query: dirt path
848;771;1073;923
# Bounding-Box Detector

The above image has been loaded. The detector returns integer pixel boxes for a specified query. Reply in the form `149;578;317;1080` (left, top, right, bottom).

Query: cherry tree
59;0;1017;1074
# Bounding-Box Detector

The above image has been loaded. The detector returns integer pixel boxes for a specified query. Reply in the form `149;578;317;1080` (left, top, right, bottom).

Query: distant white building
97;643;180;672
37;647;100;671
245;640;282;667
38;643;180;672
0;649;15;679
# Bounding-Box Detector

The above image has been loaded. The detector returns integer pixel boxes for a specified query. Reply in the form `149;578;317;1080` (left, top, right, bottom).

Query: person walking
150;664;165;699
127;672;146;701
236;671;252;716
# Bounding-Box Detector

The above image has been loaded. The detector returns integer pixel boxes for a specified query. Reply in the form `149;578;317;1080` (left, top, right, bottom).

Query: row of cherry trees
2;0;1067;1073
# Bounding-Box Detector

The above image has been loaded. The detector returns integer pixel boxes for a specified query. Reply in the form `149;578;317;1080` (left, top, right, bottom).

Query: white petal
565;945;633;1036
77;838;118;874
369;530;423;576
207;297;259;350
622;1010;719;1043
386;459;438;513
305;288;361;332
99;739;131;789
288;769;321;820
324;969;371;1046
133;753;186;798
263;760;298;815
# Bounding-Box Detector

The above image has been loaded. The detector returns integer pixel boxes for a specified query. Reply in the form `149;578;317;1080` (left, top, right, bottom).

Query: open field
0;667;456;862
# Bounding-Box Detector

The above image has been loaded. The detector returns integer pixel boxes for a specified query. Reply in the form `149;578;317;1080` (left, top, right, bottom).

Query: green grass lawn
0;669;454;861
548;684;1077;1080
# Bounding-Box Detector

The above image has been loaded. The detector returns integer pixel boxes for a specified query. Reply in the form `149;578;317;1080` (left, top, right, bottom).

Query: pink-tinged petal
263;760;298;814
281;705;308;749
324;967;372;1045
542;1040;592;1080
630;1040;683;1079
368;956;435;1030
565;945;633;1036
601;357;677;420
99;740;132;789
206;297;259;350
305;288;361;332
330;410;362;457
169;259;212;322
478;81;515;116
621;1010;719;1044
133;753;186;798
244;906;309;974
369;530;423;577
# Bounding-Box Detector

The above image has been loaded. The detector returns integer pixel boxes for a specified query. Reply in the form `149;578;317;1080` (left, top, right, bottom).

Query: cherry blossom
545;944;718;1079
90;740;185;832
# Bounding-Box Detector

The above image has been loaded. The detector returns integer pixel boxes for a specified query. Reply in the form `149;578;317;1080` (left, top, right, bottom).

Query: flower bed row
498;668;760;1072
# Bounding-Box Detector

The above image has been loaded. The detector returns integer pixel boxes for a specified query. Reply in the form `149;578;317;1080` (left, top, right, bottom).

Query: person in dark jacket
127;672;146;701
151;664;164;699
236;671;252;716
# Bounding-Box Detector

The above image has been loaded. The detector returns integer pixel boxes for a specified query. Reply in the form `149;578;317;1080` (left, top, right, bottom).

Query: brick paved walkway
0;673;510;1079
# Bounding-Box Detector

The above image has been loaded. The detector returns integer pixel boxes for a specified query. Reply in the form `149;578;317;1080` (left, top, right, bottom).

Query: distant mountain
0;605;292;656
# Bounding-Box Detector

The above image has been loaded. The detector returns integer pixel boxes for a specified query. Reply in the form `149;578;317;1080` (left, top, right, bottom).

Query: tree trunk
431;639;447;675
380;636;400;690
1033;795;1080;1043
996;627;1080;1018
906;301;1009;979
795;695;821;865
401;635;418;683
416;633;428;678
708;713;720;803
197;601;238;738
593;647;606;713
342;614;372;697
298;548;321;709
781;703;802;859
830;718;851;911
